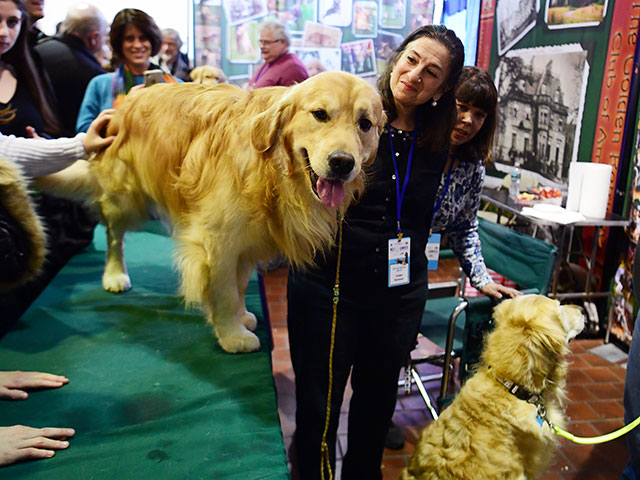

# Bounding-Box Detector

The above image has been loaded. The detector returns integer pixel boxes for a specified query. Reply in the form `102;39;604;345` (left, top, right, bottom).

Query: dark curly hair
453;66;498;165
108;9;162;66
377;25;464;152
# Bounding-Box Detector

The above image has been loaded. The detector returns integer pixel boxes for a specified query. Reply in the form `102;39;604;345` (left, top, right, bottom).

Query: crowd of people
0;2;636;479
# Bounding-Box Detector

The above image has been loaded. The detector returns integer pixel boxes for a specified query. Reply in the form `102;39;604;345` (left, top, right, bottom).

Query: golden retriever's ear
250;99;292;153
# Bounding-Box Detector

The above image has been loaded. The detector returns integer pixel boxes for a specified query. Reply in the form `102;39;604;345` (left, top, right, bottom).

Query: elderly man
156;28;192;82
248;19;308;89
35;3;107;137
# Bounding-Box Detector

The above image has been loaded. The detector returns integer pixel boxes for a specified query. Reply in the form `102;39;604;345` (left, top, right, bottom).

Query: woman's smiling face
450;100;488;146
390;36;451;111
121;24;152;74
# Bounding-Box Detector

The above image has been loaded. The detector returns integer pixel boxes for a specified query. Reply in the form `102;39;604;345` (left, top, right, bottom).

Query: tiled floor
262;267;630;480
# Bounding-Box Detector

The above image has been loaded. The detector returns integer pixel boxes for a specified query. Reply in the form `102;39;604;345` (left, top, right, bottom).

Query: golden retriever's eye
359;118;372;132
312;110;329;122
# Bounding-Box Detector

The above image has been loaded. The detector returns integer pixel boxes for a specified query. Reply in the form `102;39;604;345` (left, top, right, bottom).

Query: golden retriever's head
250;71;385;209
190;66;227;85
482;295;584;399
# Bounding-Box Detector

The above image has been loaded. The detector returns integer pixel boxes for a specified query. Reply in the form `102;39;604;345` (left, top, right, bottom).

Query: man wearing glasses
248;19;308;89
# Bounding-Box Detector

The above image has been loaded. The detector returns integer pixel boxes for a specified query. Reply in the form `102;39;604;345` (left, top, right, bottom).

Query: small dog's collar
487;365;552;428
487;365;542;405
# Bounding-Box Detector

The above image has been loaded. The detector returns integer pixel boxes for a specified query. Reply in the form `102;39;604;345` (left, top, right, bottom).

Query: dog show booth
0;224;290;479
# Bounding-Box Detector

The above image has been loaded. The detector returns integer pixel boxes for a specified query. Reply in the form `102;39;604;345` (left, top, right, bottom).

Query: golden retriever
401;295;584;480
36;71;384;353
189;65;227;85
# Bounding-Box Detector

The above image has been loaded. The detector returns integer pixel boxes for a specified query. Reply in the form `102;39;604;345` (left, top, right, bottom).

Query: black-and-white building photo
496;0;538;56
493;44;589;183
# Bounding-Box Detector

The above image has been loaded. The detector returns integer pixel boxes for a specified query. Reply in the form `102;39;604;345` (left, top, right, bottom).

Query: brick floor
262;267;630;480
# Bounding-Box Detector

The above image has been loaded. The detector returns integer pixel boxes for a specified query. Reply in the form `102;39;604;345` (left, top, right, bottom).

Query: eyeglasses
258;39;283;46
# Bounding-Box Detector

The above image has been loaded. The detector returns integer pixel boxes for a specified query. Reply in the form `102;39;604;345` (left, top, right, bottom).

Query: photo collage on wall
488;0;609;185
194;0;434;86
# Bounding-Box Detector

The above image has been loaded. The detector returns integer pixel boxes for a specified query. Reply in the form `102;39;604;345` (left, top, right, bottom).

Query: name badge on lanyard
389;236;410;287
426;232;441;270
387;124;417;288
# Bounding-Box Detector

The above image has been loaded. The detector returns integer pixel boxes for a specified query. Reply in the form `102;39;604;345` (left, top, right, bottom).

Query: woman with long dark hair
0;0;59;137
286;25;464;479
431;66;520;299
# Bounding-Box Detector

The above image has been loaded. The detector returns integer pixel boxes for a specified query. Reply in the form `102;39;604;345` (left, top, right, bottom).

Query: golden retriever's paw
215;325;261;353
241;311;257;331
102;272;132;293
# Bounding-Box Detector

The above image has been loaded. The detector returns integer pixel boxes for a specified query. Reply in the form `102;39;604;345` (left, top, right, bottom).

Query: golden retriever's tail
32;159;98;204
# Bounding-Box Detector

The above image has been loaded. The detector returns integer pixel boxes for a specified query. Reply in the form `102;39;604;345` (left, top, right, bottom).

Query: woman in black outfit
287;25;464;480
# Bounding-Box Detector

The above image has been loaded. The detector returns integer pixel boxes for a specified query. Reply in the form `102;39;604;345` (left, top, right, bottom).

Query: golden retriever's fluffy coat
401;295;584;480
37;72;384;353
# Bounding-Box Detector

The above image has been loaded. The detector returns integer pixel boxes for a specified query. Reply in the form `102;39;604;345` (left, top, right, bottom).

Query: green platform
0;224;290;479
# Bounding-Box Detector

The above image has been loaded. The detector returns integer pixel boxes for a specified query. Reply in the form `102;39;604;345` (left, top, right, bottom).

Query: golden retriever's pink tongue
317;177;346;208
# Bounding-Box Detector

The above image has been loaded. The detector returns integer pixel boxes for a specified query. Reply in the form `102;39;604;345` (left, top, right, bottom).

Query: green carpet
0;224;290;479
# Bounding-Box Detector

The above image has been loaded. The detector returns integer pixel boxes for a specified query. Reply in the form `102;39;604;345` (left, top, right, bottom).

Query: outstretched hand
0;425;75;466
83;108;116;155
479;282;521;300
0;371;69;400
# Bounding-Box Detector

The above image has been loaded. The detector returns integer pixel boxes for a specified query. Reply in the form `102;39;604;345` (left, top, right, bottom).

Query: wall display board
193;0;438;85
476;0;640;346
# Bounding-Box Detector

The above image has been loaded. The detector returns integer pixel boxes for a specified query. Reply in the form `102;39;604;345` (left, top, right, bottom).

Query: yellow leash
320;218;343;480
553;415;640;445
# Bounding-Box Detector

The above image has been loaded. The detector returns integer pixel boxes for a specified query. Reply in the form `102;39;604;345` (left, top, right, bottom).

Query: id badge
388;236;410;287
426;233;441;270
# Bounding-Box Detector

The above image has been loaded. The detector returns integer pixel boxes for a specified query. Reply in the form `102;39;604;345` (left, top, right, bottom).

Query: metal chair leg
410;366;439;420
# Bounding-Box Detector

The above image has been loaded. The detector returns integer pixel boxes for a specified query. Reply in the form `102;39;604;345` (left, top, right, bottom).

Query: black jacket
35;33;105;137
302;126;448;301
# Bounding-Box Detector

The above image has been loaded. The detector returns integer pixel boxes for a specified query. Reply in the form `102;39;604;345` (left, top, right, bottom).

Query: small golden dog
401;295;584;480
37;72;384;353
189;65;227;84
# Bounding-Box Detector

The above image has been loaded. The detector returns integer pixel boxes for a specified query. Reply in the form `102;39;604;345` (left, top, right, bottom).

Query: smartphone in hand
144;69;165;87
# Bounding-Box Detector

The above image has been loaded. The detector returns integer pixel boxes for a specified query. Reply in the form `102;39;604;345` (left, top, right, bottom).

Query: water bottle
509;164;521;200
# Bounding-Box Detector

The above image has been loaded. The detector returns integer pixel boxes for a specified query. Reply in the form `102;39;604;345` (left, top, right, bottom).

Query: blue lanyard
388;125;417;239
431;159;455;224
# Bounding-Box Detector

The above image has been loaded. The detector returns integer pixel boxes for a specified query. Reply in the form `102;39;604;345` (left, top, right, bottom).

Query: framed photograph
319;0;353;27
290;46;342;75
276;0;318;33
227;20;262;63
408;0;435;33
545;0;608;30
341;39;377;76
493;44;589;183
222;0;269;26
195;0;223;67
303;21;343;48
496;0;538;56
379;0;406;29
353;1;378;37
374;29;403;72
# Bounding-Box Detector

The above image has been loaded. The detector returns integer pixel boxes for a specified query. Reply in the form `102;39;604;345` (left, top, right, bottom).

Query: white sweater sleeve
0;133;87;178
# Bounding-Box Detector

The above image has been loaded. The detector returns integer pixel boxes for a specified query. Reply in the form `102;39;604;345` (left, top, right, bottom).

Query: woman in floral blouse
431;66;519;299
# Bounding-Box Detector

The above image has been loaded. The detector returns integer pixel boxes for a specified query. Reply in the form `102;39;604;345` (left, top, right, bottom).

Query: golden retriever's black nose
328;152;355;178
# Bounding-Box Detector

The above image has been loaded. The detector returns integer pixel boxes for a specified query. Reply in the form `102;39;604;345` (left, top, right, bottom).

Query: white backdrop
38;1;193;58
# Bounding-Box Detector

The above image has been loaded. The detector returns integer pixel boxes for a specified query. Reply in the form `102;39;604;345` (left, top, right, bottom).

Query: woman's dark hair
109;9;162;66
377;24;464;152
454;66;498;165
2;0;60;136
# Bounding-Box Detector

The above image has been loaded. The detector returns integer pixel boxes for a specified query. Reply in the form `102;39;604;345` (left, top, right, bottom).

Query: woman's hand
25;126;42;139
0;425;75;466
0;371;69;400
83;108;116;155
479;282;521;299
